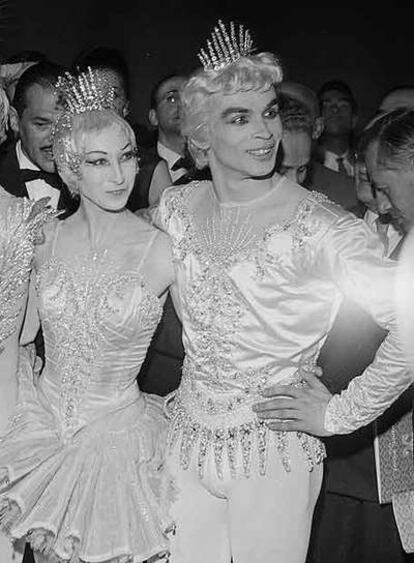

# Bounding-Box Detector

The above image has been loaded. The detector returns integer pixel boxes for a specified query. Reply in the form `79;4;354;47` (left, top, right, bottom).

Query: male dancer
155;21;412;563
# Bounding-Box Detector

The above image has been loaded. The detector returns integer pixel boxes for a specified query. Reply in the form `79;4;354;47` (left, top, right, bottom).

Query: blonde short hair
52;109;137;193
181;52;283;168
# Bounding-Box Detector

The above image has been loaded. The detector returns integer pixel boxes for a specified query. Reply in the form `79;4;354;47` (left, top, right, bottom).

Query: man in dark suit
278;81;363;217
127;73;190;213
315;79;358;178
0;61;77;218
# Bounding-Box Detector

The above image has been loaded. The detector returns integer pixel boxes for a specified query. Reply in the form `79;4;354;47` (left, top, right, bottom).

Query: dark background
3;1;414;131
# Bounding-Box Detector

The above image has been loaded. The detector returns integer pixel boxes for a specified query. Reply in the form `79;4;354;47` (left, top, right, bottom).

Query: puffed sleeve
141;185;179;233
315;210;413;434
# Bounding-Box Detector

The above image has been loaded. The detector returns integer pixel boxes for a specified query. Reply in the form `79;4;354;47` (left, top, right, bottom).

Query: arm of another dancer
254;213;413;436
19;270;40;346
147;159;173;207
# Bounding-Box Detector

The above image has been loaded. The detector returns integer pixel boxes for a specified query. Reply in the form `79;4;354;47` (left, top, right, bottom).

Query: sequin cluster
198;20;254;72
167;361;326;479
0;197;52;349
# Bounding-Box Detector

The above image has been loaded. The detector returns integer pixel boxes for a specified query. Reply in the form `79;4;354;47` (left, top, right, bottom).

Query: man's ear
312;116;324;140
148;108;159;128
122;101;130;119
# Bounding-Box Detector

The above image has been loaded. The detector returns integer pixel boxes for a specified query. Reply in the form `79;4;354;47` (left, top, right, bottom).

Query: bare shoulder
127;209;163;237
124;211;172;258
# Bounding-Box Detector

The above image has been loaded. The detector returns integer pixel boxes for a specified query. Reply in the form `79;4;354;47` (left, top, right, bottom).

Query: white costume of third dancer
0;188;51;562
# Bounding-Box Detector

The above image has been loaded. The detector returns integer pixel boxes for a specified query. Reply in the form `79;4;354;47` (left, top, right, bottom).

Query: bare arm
148;159;173;207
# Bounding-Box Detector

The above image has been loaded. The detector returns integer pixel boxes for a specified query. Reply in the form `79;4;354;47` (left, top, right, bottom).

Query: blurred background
2;1;413;130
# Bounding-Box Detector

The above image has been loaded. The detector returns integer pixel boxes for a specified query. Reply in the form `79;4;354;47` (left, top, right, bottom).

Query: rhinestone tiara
197;19;254;72
55;67;116;115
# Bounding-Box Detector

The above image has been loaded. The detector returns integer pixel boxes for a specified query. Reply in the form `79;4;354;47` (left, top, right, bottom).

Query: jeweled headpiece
52;67;118;176
55;66;116;115
197;20;254;72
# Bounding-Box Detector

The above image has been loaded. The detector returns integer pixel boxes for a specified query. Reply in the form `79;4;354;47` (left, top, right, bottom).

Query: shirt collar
157;141;181;170
16;139;40;171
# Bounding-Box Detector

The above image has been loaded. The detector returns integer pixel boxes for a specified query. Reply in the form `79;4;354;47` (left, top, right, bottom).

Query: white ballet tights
168;436;323;563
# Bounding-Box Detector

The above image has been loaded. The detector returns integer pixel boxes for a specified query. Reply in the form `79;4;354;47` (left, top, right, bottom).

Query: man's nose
376;191;392;214
253;117;273;138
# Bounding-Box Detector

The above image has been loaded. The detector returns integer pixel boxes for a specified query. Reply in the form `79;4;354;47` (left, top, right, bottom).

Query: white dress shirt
157;141;187;184
323;150;355;177
16;140;60;210
364;209;402;258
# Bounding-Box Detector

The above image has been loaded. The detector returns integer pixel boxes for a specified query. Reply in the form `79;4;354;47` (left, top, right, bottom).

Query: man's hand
252;370;334;437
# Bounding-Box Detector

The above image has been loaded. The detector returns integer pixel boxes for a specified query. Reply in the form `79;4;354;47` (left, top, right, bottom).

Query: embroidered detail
0;197;53;348
36;254;161;437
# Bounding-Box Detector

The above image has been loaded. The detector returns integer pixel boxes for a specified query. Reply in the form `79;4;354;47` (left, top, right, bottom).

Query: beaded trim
0;197;53;349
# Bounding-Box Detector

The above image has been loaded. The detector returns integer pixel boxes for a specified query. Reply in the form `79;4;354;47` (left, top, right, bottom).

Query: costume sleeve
138;185;176;233
317;211;413;434
0;196;52;347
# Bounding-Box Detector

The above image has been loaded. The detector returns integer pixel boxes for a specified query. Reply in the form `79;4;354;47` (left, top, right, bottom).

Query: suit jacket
127;146;161;212
318;238;412;502
306;160;364;218
0;141;78;218
137;293;184;396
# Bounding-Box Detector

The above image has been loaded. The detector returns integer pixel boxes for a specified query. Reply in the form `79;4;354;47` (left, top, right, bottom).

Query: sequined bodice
162;181;344;395
160;180;341;475
36;235;162;436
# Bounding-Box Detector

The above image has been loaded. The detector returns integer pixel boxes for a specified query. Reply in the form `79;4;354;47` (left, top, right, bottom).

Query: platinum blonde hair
181;52;283;168
52;109;137;194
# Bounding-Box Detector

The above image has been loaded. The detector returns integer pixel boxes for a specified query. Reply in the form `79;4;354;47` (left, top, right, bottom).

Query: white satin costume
155;179;412;563
0;187;52;563
0;218;172;563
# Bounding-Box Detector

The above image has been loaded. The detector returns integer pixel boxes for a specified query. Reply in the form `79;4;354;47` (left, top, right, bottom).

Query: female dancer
0;69;174;563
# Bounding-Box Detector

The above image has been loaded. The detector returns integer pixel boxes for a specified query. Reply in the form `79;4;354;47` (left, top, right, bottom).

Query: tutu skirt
0;348;172;562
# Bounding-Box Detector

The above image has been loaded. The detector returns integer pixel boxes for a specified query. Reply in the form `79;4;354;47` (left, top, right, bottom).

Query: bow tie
171;155;193;172
20;168;62;190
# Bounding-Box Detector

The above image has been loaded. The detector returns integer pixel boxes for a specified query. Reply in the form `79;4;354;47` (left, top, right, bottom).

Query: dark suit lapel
0;141;79;218
57;181;79;218
0;142;29;198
